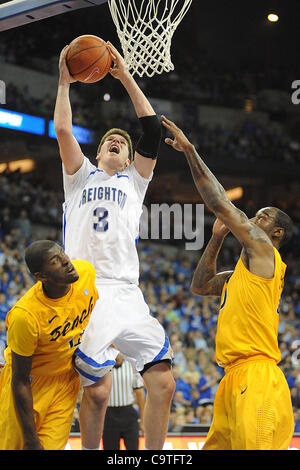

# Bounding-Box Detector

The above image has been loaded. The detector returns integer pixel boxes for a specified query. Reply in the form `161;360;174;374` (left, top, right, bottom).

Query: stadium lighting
103;93;111;102
0;159;35;173
267;13;279;22
226;187;243;201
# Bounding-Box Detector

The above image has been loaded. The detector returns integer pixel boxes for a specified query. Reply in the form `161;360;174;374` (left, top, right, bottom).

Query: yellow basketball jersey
216;247;286;367
4;260;98;376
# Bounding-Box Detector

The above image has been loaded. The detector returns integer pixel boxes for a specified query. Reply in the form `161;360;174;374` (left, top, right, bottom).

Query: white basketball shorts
74;282;174;386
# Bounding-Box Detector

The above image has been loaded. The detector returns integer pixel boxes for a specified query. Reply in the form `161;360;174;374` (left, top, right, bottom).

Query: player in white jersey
63;153;147;285
54;42;175;450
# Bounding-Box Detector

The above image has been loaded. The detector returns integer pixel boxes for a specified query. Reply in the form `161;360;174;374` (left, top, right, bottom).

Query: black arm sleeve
135;115;162;160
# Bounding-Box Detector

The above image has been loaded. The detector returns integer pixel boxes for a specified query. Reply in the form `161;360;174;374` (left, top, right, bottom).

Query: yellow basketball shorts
203;355;294;450
0;365;80;450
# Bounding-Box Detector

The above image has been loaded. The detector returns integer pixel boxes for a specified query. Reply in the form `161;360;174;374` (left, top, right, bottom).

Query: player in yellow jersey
0;240;98;450
162;115;294;450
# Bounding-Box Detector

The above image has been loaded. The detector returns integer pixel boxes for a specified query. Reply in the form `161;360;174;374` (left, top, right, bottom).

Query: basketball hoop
108;0;193;78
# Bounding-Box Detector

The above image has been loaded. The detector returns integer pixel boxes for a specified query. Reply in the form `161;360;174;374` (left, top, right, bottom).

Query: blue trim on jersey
152;331;170;362
117;174;129;179
75;364;114;383
86;169;104;181
75;348;115;368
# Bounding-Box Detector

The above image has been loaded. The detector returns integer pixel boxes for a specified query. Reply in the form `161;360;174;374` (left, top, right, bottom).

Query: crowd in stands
3;79;300;169
0;168;64;228
0;26;297;110
1;167;300;434
2;18;300;170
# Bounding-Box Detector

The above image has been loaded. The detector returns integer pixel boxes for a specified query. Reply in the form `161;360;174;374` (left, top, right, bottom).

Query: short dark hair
25;240;57;275
270;207;293;247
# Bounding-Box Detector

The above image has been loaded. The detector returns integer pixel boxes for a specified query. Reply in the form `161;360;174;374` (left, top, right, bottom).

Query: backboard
0;0;108;31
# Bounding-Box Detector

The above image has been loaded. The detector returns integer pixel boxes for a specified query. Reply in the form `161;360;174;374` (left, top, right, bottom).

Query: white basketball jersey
62;156;151;285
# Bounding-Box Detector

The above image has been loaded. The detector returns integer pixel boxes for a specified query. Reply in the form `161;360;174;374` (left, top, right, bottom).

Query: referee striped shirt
108;360;144;407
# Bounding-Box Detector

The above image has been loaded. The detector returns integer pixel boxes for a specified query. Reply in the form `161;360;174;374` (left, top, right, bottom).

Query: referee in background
102;353;145;450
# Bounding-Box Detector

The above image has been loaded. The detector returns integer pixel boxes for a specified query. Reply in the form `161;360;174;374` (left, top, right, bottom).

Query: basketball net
108;0;193;78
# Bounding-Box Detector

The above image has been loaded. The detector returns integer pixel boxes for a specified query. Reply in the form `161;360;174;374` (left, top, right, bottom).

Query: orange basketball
66;35;112;84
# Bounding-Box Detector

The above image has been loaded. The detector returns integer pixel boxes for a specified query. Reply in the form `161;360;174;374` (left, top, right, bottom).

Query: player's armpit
215;201;272;251
215;203;276;278
191;271;233;297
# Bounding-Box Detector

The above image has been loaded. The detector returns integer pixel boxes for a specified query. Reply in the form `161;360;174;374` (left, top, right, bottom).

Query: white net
108;0;193;78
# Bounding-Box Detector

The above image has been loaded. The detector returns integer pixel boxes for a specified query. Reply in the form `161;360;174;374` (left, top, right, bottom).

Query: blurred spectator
172;390;192;410
190;388;201;409
172;341;187;373
184;407;198;425
197;365;220;402
5;287;18;309
0;293;9;321
294;409;300;433
291;387;300;410
0;272;10;296
286;369;300;389
171;408;186;432
71;407;80;433
195;403;214;425
13;209;31;240
182;359;201;386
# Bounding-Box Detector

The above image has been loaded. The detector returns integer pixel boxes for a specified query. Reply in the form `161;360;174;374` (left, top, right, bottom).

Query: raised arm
107;43;161;178
11;351;44;450
161;115;275;278
191;219;233;296
54;45;83;175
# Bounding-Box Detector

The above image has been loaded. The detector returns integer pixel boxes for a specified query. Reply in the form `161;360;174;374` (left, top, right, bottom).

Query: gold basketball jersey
4;260;98;376
216;247;286;367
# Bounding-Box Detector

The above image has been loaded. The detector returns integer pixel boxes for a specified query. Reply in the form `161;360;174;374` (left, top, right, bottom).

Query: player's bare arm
191;219;233;296
11;351;44;450
162;115;275;279
107;42;161;178
54;45;83;175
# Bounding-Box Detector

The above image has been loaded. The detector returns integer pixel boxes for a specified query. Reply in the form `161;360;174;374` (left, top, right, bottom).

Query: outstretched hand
161;115;193;153
58;45;77;84
107;42;129;80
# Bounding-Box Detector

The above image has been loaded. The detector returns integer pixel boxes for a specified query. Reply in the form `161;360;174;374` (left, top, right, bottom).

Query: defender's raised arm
161;115;277;279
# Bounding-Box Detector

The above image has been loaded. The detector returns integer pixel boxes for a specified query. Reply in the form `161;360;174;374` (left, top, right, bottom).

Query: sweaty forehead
256;207;276;218
45;244;62;261
105;134;127;142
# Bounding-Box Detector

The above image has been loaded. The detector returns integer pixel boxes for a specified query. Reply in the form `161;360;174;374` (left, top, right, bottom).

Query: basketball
66;35;112;83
